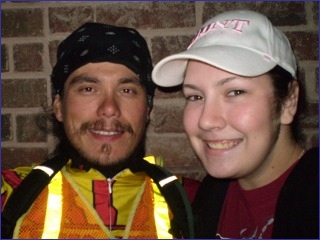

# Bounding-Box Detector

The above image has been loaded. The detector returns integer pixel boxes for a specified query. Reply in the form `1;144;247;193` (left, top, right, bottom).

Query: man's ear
280;81;299;125
53;94;63;122
146;106;152;124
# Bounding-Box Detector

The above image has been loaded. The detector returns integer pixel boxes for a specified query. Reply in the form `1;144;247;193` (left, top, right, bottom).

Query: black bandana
51;22;155;106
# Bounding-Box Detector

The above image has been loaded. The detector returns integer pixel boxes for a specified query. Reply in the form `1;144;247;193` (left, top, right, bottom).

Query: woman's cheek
183;105;199;134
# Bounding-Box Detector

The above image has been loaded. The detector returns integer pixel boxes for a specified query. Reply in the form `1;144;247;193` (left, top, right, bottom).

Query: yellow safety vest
13;156;173;239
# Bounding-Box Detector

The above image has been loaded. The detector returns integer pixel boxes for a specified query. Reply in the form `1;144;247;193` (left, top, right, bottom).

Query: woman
152;10;318;239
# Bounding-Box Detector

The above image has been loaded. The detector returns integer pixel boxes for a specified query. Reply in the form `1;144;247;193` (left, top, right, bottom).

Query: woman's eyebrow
183;83;199;91
183;76;238;90
216;76;238;86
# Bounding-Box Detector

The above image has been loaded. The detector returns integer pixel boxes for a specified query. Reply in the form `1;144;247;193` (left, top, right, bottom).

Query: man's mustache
78;119;134;135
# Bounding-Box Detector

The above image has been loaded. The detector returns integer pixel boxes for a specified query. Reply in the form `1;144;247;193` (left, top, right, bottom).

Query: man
1;22;199;239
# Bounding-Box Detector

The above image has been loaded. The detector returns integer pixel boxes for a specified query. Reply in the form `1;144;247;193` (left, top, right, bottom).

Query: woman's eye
228;90;245;96
186;95;204;101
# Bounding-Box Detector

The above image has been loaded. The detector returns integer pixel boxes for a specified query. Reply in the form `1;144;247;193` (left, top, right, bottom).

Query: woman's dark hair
267;65;307;145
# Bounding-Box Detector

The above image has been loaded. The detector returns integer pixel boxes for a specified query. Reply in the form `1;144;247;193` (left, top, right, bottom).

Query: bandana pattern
51;22;155;106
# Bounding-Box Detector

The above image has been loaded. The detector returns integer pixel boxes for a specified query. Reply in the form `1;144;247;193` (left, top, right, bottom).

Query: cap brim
152;46;277;87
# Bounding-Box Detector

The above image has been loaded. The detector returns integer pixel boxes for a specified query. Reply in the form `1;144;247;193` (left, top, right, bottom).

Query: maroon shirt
217;163;296;239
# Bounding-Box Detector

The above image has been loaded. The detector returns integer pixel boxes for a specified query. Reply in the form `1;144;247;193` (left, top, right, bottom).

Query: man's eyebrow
119;76;143;86
69;75;98;85
68;75;143;85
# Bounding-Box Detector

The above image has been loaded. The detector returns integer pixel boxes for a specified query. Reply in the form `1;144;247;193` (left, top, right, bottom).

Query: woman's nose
198;100;226;131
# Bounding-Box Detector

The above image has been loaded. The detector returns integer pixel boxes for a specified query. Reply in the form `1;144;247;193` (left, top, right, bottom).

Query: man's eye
122;88;136;94
228;90;245;96
81;87;94;92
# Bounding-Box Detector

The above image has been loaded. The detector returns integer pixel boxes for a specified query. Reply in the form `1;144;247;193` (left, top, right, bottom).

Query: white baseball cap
152;10;297;87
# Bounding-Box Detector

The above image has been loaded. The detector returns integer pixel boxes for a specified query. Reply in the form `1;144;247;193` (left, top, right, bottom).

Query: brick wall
1;1;319;180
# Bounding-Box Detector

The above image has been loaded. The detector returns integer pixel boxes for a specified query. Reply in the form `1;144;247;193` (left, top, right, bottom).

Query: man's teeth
207;141;239;150
91;130;120;136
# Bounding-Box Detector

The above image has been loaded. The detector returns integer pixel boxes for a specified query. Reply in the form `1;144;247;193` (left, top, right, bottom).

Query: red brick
203;2;306;26
16;114;47;142
1;148;48;169
49;6;94;34
1;114;12;141
1;8;44;37
299;102;319;129
312;2;319;25
297;67;318;102
297;67;306;87
96;2;195;29
49;40;61;68
151;103;184;133
13;43;43;72
97;2;151;28
149;2;195;28
286;32;318;61
2;79;47;108
1;44;9;72
151;35;192;64
315;67;319;95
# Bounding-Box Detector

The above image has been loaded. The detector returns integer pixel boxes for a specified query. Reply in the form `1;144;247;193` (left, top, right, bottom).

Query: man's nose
97;94;121;118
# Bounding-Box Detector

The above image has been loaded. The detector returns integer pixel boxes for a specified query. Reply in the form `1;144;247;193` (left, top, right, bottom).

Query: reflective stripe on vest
152;178;172;238
42;171;63;238
144;155;173;238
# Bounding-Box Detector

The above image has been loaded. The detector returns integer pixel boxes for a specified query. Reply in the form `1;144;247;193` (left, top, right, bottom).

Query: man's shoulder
1;166;34;208
2;166;33;186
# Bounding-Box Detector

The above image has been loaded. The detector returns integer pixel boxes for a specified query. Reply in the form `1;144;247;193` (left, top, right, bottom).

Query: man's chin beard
84;155;132;177
58;135;146;176
80;148;131;168
74;143;130;167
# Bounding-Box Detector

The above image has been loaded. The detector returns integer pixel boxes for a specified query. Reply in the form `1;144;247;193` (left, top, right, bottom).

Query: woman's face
183;60;296;188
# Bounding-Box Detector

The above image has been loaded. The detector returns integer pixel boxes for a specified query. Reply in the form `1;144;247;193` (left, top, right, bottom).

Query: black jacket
192;147;319;239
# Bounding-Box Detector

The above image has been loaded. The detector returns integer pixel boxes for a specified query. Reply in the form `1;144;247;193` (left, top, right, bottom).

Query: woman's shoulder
299;147;319;169
286;146;318;186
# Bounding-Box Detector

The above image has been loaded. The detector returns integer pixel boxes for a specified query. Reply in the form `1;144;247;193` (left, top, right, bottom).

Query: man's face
53;62;150;166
